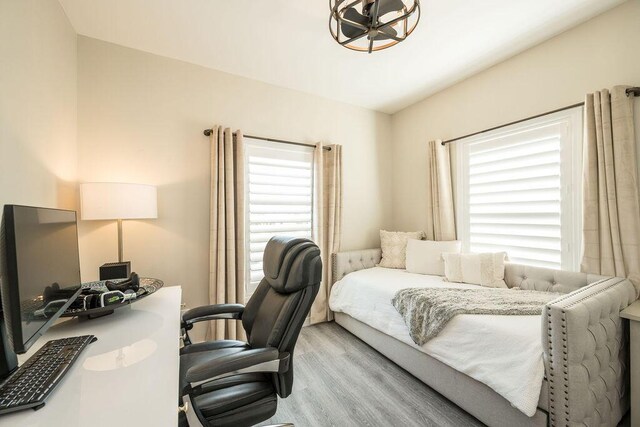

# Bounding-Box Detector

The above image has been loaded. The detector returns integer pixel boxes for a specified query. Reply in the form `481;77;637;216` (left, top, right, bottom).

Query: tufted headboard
331;248;604;294
331;248;381;282
503;263;605;294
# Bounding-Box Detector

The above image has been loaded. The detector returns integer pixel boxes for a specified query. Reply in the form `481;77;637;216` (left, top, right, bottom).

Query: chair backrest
242;236;322;397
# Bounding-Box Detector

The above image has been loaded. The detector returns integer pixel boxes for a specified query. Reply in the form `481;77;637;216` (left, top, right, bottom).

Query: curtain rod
441;86;640;146
441;102;584;146
203;129;331;151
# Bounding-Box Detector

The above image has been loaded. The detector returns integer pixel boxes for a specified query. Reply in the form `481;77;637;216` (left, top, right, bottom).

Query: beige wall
76;37;392;334
390;0;640;231
0;0;78;210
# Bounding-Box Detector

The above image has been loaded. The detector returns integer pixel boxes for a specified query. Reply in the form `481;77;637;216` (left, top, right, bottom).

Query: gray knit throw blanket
392;287;560;346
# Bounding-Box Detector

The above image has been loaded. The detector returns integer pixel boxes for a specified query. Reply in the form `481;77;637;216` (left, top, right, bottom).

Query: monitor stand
0;313;18;381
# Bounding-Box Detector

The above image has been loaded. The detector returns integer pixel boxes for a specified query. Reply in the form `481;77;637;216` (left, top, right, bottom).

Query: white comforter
328;267;545;417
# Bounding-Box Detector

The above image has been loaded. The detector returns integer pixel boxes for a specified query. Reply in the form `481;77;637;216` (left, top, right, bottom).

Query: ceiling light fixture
330;0;420;53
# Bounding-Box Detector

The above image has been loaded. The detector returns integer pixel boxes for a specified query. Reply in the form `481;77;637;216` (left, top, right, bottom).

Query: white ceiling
58;0;625;114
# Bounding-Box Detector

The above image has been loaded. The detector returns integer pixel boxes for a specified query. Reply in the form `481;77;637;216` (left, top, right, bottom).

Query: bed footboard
332;248;381;282
544;277;637;426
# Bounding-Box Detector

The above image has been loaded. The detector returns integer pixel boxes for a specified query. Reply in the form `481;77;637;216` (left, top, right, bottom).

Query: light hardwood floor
261;322;484;427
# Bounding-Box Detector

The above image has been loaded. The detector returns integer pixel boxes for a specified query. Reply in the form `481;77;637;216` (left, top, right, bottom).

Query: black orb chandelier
330;0;420;53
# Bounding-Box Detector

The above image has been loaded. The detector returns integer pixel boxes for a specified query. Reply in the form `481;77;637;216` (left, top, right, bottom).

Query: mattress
328;267;545;417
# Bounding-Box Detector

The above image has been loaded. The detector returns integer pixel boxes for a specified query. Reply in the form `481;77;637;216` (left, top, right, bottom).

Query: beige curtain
206;126;246;340
581;86;640;293
310;143;343;324
426;139;456;241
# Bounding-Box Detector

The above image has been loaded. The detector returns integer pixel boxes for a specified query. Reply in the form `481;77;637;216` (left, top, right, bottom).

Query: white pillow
441;252;508;288
406;239;462;276
378;230;425;269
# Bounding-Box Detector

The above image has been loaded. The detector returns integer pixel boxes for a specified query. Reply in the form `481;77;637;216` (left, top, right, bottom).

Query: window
244;139;314;297
456;108;583;271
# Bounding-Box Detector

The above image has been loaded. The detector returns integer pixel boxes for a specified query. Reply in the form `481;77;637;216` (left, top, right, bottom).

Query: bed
328;248;637;427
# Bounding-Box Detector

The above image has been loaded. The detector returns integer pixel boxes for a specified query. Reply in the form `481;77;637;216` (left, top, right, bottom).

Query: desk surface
0;286;181;427
621;300;640;322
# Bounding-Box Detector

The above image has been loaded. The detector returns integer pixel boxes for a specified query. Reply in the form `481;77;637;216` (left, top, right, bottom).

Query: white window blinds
456;108;583;271
245;139;314;296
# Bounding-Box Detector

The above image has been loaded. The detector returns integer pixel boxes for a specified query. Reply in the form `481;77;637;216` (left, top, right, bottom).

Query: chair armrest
332;248;381;284
181;303;244;327
184;348;289;392
543;277;637;426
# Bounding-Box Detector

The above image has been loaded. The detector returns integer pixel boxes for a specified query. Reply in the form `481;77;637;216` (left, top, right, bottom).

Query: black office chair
178;236;322;427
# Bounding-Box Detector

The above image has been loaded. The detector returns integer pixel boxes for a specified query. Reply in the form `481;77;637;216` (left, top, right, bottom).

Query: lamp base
99;261;131;280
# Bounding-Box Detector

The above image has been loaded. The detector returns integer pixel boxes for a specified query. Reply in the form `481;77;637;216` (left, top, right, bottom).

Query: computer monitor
0;205;82;378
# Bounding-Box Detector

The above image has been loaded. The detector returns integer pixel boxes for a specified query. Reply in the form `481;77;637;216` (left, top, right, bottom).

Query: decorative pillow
405;239;462;276
378;230;426;269
441;252;508;288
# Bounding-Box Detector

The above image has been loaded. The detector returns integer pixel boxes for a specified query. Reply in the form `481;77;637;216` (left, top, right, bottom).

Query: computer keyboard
0;335;96;415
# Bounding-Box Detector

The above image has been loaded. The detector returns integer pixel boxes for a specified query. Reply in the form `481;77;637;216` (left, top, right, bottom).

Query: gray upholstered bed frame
331;248;638;427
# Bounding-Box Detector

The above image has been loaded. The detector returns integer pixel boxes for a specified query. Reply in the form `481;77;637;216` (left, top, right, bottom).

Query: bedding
378;230;425;269
405;239;461;276
328;267;546;417
442;252;508;288
392;287;560;345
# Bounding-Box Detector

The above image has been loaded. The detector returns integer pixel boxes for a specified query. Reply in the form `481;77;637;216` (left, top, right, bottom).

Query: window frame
243;138;315;299
455;107;583;271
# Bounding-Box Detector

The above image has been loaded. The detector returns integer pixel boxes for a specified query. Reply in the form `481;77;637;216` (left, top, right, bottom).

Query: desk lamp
80;182;157;280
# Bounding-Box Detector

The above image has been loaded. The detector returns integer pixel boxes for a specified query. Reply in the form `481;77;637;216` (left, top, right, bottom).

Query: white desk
622;300;640;427
0;286;181;427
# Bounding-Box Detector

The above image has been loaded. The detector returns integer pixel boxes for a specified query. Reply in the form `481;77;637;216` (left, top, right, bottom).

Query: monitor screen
0;205;82;353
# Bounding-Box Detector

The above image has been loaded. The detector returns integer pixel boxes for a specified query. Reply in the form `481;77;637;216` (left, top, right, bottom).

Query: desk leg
631;321;640;427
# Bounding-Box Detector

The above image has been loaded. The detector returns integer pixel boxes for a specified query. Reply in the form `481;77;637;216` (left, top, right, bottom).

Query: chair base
179;394;277;427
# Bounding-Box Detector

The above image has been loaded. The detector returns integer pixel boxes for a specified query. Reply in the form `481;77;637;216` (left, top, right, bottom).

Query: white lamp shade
80;183;158;220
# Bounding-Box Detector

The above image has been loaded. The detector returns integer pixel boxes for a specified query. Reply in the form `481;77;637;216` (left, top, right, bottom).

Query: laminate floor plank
260;322;484;427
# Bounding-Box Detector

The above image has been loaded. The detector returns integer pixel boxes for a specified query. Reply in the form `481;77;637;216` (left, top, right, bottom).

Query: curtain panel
581;86;640;294
207;126;247;340
426;139;456;241
310;143;343;324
